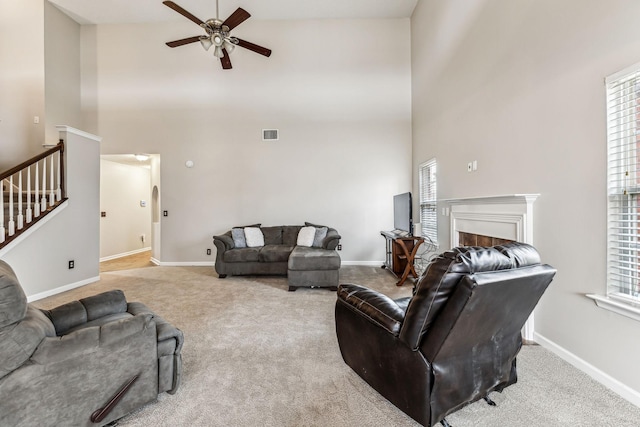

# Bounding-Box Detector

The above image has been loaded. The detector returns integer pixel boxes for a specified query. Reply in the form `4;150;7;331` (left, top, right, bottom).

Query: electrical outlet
206;248;212;255
467;162;473;172
68;260;74;269
337;244;342;251
141;234;146;243
163;210;168;217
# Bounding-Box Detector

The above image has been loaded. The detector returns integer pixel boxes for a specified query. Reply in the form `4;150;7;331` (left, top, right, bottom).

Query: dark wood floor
100;250;154;272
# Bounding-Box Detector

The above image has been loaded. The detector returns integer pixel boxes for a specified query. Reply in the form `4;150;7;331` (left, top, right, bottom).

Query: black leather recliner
335;242;556;426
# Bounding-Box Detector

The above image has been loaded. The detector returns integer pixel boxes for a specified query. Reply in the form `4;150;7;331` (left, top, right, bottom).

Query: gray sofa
213;223;341;291
0;260;183;426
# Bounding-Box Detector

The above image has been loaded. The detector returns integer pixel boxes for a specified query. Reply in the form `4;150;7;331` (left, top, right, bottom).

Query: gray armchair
0;260;183;427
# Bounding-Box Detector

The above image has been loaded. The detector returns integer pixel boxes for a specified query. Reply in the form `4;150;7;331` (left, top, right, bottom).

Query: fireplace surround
445;194;539;340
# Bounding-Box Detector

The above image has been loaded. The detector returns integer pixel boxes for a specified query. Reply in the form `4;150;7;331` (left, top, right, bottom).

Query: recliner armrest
127;302;184;354
337;284;405;336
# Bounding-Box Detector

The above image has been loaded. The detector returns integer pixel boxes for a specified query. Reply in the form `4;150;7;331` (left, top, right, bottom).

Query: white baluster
49;154;55;206
56;151;62;201
26;165;32;223
8;176;15;236
34;162;40;217
17;171;23;230
0;179;5;243
41;158;47;212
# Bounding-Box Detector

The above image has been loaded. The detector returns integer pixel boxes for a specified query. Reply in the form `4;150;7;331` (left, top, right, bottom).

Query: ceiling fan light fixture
212;33;224;46
213;45;224;58
223;39;235;53
199;36;213;51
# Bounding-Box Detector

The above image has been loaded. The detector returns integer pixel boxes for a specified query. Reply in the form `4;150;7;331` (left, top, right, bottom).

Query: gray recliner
0;260;183;427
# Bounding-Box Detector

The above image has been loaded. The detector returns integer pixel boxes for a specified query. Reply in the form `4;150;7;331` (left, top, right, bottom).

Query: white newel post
446;194;539;341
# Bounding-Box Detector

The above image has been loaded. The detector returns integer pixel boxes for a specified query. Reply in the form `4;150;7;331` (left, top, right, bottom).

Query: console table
380;231;424;286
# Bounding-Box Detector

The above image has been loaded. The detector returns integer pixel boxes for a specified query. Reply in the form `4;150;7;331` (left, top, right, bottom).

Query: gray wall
81;18;413;264
44;1;82;146
411;0;640;401
0;0;46;169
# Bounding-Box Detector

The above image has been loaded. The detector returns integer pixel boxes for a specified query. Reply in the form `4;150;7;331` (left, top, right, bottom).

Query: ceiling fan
163;0;272;70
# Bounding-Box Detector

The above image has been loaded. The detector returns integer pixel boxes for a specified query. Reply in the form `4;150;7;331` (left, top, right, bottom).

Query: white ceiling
48;0;418;25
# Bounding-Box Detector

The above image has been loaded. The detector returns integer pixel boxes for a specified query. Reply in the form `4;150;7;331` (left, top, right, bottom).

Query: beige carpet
33;266;640;426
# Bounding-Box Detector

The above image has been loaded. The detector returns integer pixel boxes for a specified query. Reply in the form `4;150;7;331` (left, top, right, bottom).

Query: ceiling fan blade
223;8;251;31
220;49;232;70
166;36;202;48
163;1;205;26
235;38;272;57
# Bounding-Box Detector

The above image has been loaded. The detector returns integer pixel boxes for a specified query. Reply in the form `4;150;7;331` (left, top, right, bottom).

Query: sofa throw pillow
312;227;328;248
297;226;316;247
244;227;265;247
231;228;247;248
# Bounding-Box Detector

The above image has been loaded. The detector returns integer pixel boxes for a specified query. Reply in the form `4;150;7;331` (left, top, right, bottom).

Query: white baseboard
151;260;215;267
534;332;640;407
27;275;100;302
100;247;151;262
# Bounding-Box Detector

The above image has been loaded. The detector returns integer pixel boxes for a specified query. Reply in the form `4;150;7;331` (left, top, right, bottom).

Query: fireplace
445;194;539;340
458;232;513;247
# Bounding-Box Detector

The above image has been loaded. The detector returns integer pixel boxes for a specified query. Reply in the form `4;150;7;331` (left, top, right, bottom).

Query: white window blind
419;159;437;246
606;63;640;302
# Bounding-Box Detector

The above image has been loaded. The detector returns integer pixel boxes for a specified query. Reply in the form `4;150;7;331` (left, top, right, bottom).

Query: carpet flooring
33;265;640;426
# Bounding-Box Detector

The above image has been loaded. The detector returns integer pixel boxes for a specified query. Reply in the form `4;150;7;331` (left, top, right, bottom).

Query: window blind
606;64;640;301
419;159;437;246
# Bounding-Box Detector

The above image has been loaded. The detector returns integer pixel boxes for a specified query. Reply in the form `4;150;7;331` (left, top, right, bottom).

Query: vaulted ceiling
48;0;418;24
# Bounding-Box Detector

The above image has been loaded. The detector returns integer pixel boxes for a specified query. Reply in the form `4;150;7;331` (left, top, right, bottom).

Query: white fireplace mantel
444;194;539;247
444;194;540;341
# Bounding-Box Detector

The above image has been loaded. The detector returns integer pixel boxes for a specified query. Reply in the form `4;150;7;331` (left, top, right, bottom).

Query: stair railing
0;141;66;248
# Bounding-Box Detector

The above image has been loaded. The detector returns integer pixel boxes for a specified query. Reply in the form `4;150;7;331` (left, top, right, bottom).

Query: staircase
0;142;66;249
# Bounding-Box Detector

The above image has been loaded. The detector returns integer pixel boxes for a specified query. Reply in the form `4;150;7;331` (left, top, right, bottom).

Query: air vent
262;129;279;141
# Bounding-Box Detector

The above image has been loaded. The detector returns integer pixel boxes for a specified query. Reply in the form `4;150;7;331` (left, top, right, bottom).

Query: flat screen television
393;192;412;235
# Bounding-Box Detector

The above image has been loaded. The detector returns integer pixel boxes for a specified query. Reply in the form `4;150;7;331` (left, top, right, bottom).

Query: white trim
535;332;640;408
100;247;151;262
26;275;100;302
152;261;215;267
0;201;69;258
605;61;640;84
55;125;102;142
585;294;640;322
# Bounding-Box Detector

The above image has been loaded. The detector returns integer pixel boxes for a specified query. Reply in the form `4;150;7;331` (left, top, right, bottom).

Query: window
606;63;640;305
419;158;437;246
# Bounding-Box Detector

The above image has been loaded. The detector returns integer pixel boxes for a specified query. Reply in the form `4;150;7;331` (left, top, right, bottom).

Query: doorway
99;154;160;271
